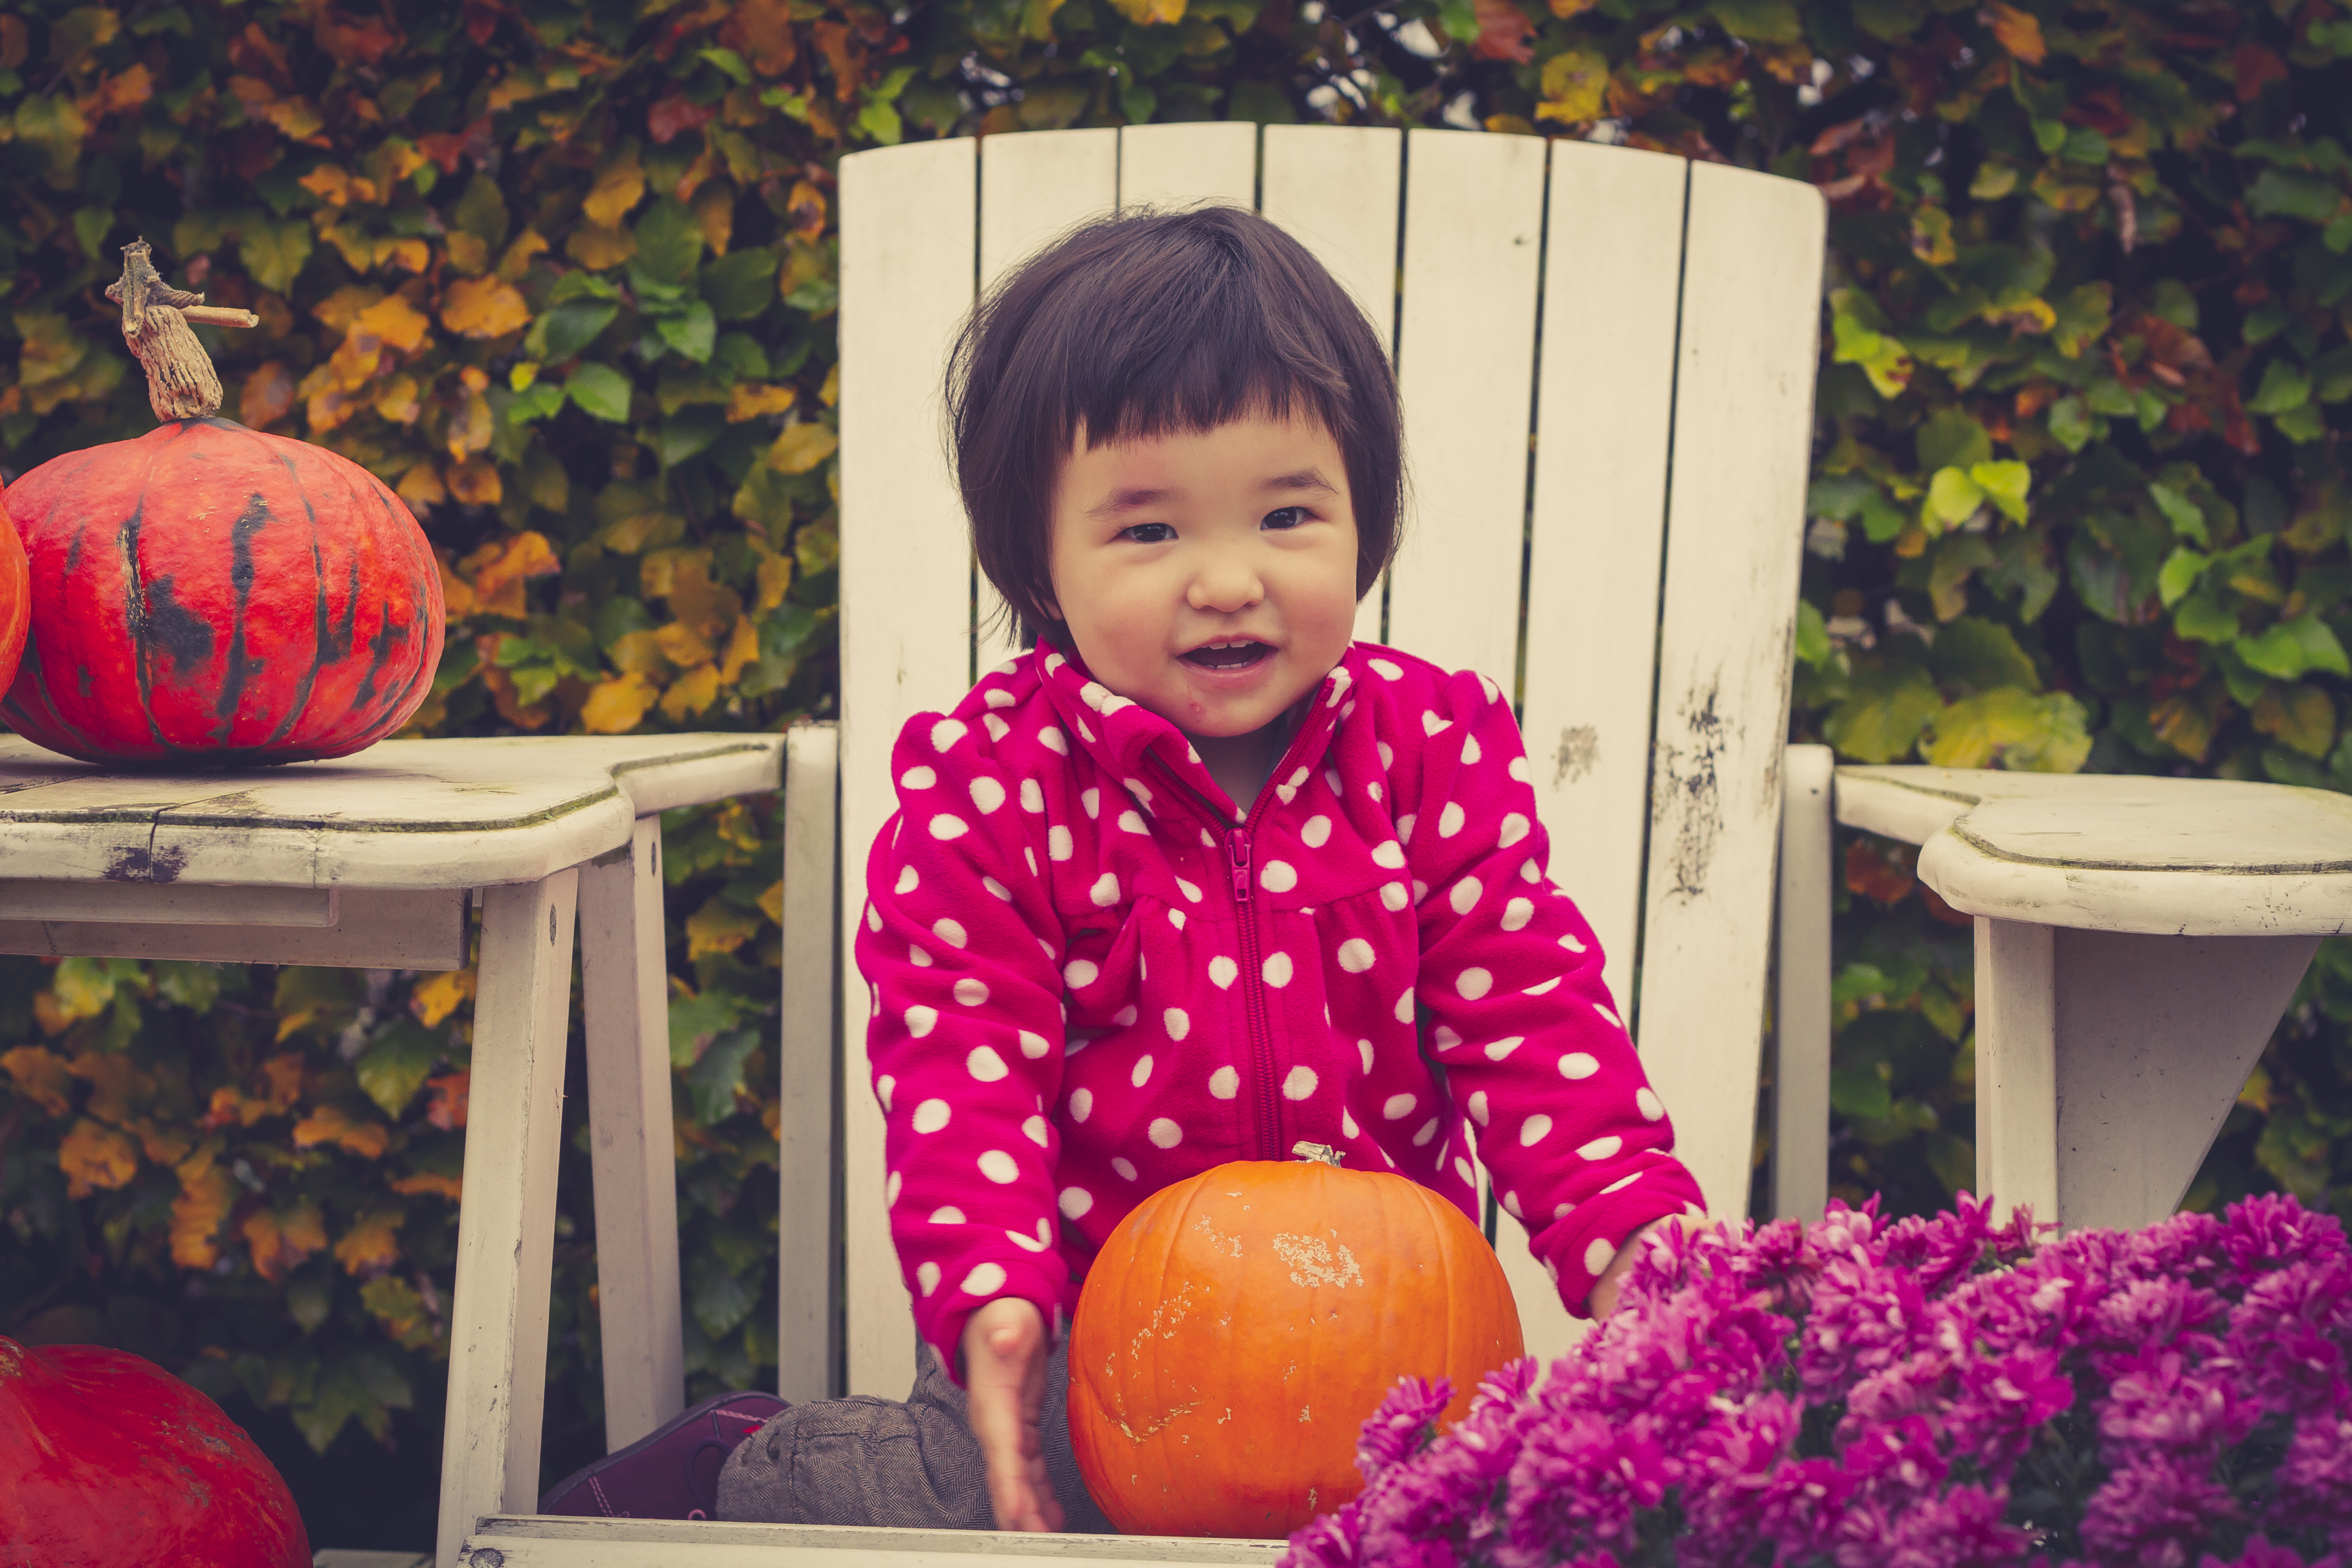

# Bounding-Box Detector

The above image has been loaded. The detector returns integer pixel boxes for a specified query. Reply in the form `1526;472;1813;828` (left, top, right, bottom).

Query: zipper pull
1229;826;1253;902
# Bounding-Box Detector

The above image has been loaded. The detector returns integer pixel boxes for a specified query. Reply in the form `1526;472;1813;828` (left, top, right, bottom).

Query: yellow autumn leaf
382;237;431;273
580;672;660;735
726;382;798;422
464;531;559;617
1;1044;74;1116
652;621;715;667
60;1119;140;1199
686;897;764;959
755;550;793;612
1535;45;1608;123
583;144;647;226
374;374;422;424
1984;0;2047;64
499;230;550;280
608;630;672;677
411;968;476;1028
333;1208;405;1277
244;1200;327;1283
171;1151;236;1270
399;462;449;510
353;292;432;352
694;181;735;255
130;1117;192;1168
717;616;760;686
67;1049;144;1123
447;459;504;506
660;662;722;720
49;957;122;1022
441;274;532;338
390;1169;463;1201
767;421;839;475
293;1103;392;1158
1106;0;1184;22
300;163;357;205
757;880;784;926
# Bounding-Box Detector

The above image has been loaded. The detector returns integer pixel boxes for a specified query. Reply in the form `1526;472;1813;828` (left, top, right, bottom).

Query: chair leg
437;871;578;1568
1772;743;1833;1223
778;722;842;1404
580;819;686;1452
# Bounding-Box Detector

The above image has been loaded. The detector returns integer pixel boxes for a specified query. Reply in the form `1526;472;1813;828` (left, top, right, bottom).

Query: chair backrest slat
1260;125;1402;359
1382;130;1546;682
1633;161;1826;1224
1119;120;1257;208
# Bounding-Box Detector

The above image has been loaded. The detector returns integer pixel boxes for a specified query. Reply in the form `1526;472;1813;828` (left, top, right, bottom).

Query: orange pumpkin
0;489;25;699
1068;1143;1523;1538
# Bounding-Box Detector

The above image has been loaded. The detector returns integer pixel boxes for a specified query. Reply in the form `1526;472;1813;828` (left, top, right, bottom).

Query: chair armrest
1834;764;2352;937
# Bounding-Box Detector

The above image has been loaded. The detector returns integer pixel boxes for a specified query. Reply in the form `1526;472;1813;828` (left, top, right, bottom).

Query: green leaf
634;196;705;284
2276;403;2330;443
1930;616;2039;695
1830;1063;1894;1122
1925;466;1985;527
239;218;315;294
566;363;634;422
1708;0;1801;40
2311;346;2352;403
656;300;717;364
700;45;753;83
1435;0;1480;44
1823;663;1944;764
2248;359;2313;416
856;98;903;146
2247;169;2345;223
2147;481;2209;545
1968;460;2031;524
357;1019;444;1119
451;174;510;247
702;247;780;321
152;960;225;1013
533;300;620;361
2046;395;2093;452
2173;588;2240;646
1922;687;2090;772
2239;614;2352;680
2158;547;2210;608
657;407;725;468
687;1252;759;1338
1848;0;1925;39
1915;408;1992;475
670;989;748;1067
686;1026;761;1124
1794;598;1832;669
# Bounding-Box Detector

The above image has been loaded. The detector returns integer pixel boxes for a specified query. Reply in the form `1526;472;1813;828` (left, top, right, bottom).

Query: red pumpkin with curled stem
0;241;442;765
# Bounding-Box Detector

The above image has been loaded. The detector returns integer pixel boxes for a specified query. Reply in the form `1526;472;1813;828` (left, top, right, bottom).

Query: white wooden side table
0;732;783;1568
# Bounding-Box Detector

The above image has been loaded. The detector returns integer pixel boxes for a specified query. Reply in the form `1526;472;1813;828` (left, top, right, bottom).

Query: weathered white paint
439;871;579;1568
1118;120;1256;211
1259;125;1402;358
1974;916;2058;1229
579;820;685;1453
0;887;470;968
0;879;338;925
840;134;986;1400
779;723;843;1403
1632;161;1826;1227
463;1515;1284;1565
1773;745;1834;1223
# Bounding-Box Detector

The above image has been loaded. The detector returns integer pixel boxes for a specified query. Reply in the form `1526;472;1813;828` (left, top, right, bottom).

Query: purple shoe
539;1390;789;1519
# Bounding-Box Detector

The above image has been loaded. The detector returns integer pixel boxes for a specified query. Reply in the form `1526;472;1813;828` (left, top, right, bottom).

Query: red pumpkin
0;241;441;765
0;489;26;698
1068;1145;1524;1538
0;1334;311;1566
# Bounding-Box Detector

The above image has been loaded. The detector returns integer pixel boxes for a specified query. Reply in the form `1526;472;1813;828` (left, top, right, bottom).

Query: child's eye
1262;506;1311;530
1121;522;1176;544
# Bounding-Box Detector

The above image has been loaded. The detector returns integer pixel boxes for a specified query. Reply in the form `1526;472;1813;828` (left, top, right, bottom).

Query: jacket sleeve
1398;670;1704;1314
856;710;1073;1379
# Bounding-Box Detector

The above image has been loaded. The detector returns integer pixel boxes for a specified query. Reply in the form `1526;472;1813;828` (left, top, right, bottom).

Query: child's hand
961;1296;1065;1533
1587;1216;1683;1317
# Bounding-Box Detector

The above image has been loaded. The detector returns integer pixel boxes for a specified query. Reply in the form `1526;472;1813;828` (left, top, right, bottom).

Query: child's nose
1186;554;1263;613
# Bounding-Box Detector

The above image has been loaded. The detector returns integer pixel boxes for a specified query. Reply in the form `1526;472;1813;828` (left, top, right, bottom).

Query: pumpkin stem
1291;1141;1346;1167
109;240;259;423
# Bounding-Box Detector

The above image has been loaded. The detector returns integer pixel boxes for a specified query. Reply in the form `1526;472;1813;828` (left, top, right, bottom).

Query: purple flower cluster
1282;1194;2352;1568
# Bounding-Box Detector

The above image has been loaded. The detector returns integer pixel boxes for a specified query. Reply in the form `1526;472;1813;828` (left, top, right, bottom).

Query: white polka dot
1080;787;1100;819
1449;877;1482;915
877;1075;896;1112
1123;776;1153;808
955;977;989;1006
887;1170;902;1206
866;904;882;931
1412;1117;1440;1147
1008;1222;1051;1253
1208;1066;1239;1098
1380;882;1409;911
917;1261;941;1296
929;814;969;841
1301;815;1333;848
1370;658;1403;680
1462;735;1483;764
982;876;1012;901
1039;726;1067;755
1018;1030;1049;1059
1467;1090;1490;1127
1438;802;1466;838
1026;848;1039;877
1602;1171;1643;1195
1485;1037;1524;1061
1090;873;1120;907
912;1098;951;1133
931;719;968;752
1519;1113;1554;1147
906;1005;939;1037
1263;952;1294;988
1637;1088;1665;1121
1283;1066;1318;1100
1584;1239;1615;1278
1422;712;1450;738
1164;1008;1191;1040
930;1205;965;1224
901;766;938;789
1260;860;1298;893
895;865;920;894
983;714;1008;742
1504;1191;1523;1219
1394;989;1415;1023
1595;1002;1622;1028
1499;813;1530;848
1069;1087;1093;1121
1341;1109;1360;1136
1560;1052;1599;1079
1562;932;1588;952
1455;1157;1475;1186
1209;956;1238;989
966;777;1005;814
1397;814;1417;844
1059;1187;1093;1219
1372;841;1406;869
1048;825;1073;861
1358;1039;1375;1074
1501;897;1534;931
1112;1157;1138;1181
1024;1114;1051;1147
1333;938;1376;974
1148;1117;1183;1149
1175;877;1202;902
932;918;968;948
1412;881;1428;903
979;1149;1020;1183
1578;1135;1625;1161
908;943;932;968
1433;1025;1461;1050
1132;1054;1154;1088
1064;959;1098;989
962;1260;1008;1295
1117;810;1147;834
1456;968;1492;1001
1527;977;1563;996
985;687;1016;709
1382;1093;1416;1121
1167;909;1187;930
968;1045;1009;1082
1019;779;1044;813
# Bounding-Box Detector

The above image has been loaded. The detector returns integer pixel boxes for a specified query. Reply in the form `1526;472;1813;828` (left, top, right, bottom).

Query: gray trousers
717;1333;1115;1533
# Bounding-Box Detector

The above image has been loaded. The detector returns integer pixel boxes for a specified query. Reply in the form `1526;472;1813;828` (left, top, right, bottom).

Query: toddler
717;204;1703;1534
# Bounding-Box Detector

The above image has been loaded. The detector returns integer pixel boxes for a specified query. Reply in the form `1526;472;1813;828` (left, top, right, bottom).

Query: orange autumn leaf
1;1045;74;1116
411;967;475;1027
446;458;503;506
390;1170;463;1201
1470;0;1534;62
171;1151;237;1270
353;292;432;353
244;1200;327;1283
260;1054;306;1112
441;275;531;339
1844;837;1916;906
60;1119;140;1198
241;360;297;429
460;530;559;618
724;0;798;74
580;672;660;735
426;1072;470;1131
333;1208;404;1277
292;1103;392;1159
67;1049;145;1123
1984;1;2047;65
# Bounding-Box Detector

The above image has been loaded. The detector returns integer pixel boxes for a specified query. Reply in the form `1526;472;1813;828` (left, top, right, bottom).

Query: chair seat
459;1516;1284;1567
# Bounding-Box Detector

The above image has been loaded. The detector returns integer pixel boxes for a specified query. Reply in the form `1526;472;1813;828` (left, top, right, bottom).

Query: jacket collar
1032;638;1362;827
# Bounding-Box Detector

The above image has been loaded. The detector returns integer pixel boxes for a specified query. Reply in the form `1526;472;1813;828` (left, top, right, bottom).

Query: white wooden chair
447;122;2352;1565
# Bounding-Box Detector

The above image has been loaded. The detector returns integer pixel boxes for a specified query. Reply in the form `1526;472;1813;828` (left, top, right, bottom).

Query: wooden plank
438;871;578;1568
840;137;984;1399
1382;129;1546;686
578;819;686;1453
1630;161;1825;1225
975;129;1120;674
0;887;469;967
1117;121;1256;210
779;722;842;1403
0;880;336;926
1260;125;1402;358
1773;744;1834;1222
1975;917;2057;1230
468;1516;1283;1565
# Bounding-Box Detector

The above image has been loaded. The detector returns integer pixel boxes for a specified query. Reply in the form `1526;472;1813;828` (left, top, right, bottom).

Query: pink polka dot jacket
858;638;1705;1378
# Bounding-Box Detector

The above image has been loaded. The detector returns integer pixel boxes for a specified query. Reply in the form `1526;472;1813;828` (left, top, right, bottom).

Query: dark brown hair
946;205;1404;651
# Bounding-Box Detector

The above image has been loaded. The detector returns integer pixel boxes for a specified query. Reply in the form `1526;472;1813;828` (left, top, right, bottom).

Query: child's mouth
1181;641;1273;671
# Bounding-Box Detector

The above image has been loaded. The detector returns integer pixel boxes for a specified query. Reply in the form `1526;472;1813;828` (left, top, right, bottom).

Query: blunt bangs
946;205;1404;652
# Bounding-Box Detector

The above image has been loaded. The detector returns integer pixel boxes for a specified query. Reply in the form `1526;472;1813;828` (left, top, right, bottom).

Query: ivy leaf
703;247;780;321
2248;359;2313;416
1969;461;2030;524
239;218;314;294
2247;169;2344;223
635;196;705;283
687;1250;759;1338
657;299;717;363
1708;0;1801;41
1921;687;2090;772
2238;614;2352;680
1925;466;1985;527
533;300;620;361
1916;408;1993;474
686;1026;761;1124
1930;617;2039;694
566;363;633;422
2158;547;2211;608
2148;481;2209;544
356;1019;443;1118
1824;662;1943;764
1794;599;1832;668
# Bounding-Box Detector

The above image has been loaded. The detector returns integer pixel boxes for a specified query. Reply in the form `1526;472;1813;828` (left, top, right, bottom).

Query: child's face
1046;414;1360;742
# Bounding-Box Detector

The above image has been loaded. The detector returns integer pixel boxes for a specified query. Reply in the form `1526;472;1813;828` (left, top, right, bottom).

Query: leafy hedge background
5;0;2352;1546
